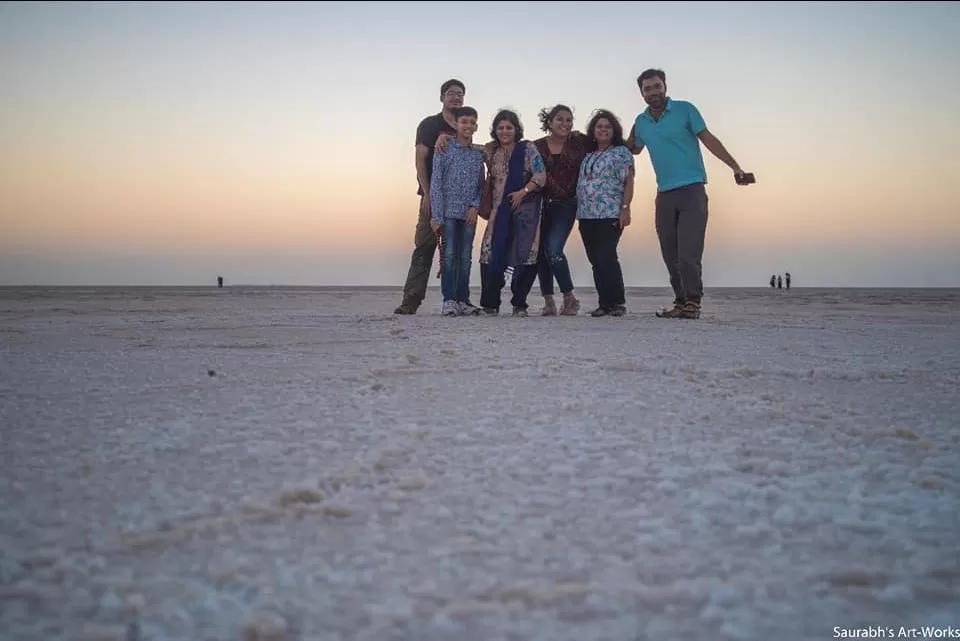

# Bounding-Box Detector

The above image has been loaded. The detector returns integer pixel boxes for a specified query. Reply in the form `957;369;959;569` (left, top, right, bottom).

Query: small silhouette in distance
769;274;776;288
217;276;223;288
785;272;791;290
777;275;782;289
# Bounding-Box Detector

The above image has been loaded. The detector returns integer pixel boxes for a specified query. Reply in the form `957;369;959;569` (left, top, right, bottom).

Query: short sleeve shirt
415;113;457;195
575;146;635;220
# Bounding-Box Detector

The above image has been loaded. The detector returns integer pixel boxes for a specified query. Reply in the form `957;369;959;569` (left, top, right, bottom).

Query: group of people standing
394;70;753;320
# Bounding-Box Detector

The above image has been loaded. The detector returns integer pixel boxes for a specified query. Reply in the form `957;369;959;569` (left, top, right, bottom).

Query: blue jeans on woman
441;218;476;302
537;197;577;296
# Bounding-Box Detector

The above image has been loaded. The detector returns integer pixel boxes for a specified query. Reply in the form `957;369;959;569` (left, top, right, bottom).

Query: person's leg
536;203;556;299
675;183;709;318
439;218;460;315
547;199;580;314
457;221;478;312
654;189;690;318
509;263;539;315
479;261;505;312
578;220;605;316
594;219;626;314
545;199;577;294
396;196;438;313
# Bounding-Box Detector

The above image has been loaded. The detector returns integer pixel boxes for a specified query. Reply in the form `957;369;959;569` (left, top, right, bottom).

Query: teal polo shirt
632;98;708;192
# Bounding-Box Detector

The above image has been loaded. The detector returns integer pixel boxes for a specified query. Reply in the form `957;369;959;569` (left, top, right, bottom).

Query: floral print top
575;145;635;220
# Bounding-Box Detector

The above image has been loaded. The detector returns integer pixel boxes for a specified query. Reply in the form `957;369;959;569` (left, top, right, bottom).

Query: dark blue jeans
537;197;577;296
441;218;476;302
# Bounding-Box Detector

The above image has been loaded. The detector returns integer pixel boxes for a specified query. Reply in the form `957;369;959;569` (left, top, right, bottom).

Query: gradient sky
2;1;958;287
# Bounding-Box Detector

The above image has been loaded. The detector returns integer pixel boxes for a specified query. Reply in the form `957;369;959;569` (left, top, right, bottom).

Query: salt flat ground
1;286;958;641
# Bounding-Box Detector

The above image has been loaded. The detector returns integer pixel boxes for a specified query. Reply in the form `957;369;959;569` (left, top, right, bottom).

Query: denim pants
441;218;476;302
537;198;577;296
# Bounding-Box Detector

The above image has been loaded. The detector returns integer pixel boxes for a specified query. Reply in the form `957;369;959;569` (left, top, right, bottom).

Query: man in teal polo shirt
626;68;753;319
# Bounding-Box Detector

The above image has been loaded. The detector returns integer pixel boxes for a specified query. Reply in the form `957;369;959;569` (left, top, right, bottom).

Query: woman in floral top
477;109;547;316
576;109;635;317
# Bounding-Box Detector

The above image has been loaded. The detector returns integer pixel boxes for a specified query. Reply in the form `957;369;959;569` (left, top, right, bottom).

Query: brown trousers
399;196;438;309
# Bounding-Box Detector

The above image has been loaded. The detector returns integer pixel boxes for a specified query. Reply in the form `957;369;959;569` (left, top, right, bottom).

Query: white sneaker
442;300;460;316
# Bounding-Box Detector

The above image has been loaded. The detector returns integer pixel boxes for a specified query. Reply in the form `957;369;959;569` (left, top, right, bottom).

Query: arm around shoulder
625;128;645;155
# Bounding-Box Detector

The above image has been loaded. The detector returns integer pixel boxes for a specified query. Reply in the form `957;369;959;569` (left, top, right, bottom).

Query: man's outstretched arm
697;129;743;175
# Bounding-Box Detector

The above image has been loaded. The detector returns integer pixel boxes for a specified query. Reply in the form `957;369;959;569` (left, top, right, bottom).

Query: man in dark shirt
394;79;465;314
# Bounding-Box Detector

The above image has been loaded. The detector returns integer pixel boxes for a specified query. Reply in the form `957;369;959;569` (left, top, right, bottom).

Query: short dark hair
637;68;666;88
585;109;626;151
490;109;524;143
440;79;465;96
454;106;478;120
538;104;573;132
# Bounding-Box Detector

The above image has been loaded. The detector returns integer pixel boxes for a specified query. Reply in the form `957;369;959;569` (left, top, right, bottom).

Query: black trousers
479;262;538;311
578;218;625;310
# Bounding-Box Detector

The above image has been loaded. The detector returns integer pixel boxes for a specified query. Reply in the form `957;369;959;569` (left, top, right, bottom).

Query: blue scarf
488;141;529;276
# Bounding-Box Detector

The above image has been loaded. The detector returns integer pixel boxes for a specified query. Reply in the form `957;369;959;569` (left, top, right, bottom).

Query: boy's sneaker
512;306;529;317
459;301;481;316
481;307;499;316
441;300;460;316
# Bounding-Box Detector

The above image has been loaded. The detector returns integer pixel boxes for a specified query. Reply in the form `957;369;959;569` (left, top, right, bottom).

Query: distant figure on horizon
626;68;753;320
576;109;634;317
394;78;465;315
777;275;783;289
785;272;791;290
217;276;223;288
477;109;546;316
769;274;776;288
429;106;485;316
532;104;586;316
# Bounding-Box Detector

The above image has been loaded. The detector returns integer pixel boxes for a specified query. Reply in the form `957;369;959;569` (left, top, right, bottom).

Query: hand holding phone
735;172;755;185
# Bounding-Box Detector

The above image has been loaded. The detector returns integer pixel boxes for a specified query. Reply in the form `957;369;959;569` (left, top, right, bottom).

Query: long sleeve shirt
429;139;486;226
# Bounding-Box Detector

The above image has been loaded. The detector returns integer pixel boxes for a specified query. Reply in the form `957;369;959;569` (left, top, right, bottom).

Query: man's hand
619;205;631;228
508;189;526;210
419;195;431;217
733;171;754;186
431;220;441;234
435;132;452;154
465;207;478;225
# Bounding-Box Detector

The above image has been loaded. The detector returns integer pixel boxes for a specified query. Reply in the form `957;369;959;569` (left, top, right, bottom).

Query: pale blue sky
1;1;959;287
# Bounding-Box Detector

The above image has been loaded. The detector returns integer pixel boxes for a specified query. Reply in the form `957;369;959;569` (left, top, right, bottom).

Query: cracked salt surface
1;286;958;641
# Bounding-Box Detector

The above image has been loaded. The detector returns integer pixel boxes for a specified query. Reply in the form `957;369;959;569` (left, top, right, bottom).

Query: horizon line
2;285;959;290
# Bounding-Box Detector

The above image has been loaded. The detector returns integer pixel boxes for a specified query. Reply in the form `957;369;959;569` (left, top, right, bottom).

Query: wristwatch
621;204;629;209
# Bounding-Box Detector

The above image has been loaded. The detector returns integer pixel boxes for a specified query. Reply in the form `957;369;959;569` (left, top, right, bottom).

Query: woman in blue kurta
576;109;635;317
477;109;547;316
